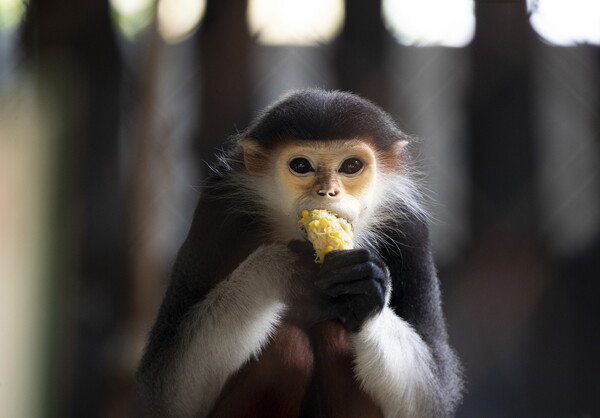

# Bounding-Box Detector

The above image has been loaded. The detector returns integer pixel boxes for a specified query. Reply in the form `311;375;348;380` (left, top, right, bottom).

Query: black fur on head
241;89;407;148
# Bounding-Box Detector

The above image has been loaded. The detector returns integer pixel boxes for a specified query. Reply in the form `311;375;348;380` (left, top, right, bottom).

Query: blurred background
1;0;599;416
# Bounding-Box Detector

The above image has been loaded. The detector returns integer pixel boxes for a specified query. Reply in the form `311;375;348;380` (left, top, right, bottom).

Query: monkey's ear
238;138;270;176
379;139;409;172
393;139;409;158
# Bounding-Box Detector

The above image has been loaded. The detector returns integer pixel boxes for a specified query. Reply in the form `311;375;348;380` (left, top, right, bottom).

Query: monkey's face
268;139;379;235
239;137;400;240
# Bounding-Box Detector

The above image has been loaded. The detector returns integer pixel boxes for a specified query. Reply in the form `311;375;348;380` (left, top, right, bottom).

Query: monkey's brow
288;138;365;149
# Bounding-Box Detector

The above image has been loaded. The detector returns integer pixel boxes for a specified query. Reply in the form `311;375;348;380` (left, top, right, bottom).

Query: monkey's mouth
296;206;355;227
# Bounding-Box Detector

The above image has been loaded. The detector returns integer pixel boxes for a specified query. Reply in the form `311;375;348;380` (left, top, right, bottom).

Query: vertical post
196;0;252;167
334;0;390;108
467;0;537;238
21;0;125;415
449;2;549;415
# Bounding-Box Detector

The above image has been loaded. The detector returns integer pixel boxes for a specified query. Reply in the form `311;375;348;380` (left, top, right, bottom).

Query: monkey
137;89;463;417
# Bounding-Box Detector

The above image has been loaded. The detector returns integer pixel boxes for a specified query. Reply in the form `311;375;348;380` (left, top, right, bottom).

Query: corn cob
298;209;354;263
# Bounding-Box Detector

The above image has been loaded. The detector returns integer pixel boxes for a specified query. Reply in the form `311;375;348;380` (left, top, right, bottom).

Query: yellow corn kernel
298;209;354;263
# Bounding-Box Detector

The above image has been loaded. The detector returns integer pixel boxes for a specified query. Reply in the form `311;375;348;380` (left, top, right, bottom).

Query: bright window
382;0;475;47
157;0;205;44
0;0;28;31
247;0;344;46
110;0;155;39
528;0;600;46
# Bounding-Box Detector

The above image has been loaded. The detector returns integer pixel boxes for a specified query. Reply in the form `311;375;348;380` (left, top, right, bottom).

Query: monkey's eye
289;157;314;174
339;158;364;175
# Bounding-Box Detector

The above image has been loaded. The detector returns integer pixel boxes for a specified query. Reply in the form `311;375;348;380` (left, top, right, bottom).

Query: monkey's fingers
326;292;384;333
315;262;383;290
318;275;385;297
319;249;372;272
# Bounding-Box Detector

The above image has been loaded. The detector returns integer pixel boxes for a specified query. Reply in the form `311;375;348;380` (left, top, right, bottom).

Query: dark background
1;0;599;417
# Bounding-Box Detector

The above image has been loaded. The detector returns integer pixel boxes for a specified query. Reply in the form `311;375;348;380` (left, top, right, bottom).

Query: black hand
316;248;389;332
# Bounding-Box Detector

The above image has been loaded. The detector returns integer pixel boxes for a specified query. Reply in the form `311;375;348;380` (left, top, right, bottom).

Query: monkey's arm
318;248;439;417
138;243;292;417
351;306;438;418
137;185;296;416
353;218;463;417
318;218;462;417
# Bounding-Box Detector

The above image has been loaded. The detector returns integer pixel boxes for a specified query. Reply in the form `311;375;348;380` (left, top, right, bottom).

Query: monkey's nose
317;188;339;197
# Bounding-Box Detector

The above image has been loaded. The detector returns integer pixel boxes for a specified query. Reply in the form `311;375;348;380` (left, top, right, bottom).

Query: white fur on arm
168;243;293;417
351;308;437;418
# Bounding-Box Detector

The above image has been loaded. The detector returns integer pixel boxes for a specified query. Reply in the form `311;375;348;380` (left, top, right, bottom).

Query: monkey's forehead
278;138;370;151
272;139;378;163
250;135;403;153
242;89;407;147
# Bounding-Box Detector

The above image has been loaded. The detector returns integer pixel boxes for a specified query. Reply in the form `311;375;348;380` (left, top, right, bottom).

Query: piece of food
298;209;354;263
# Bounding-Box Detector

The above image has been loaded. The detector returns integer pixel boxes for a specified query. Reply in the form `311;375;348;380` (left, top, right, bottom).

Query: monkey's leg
210;323;314;418
310;321;383;418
